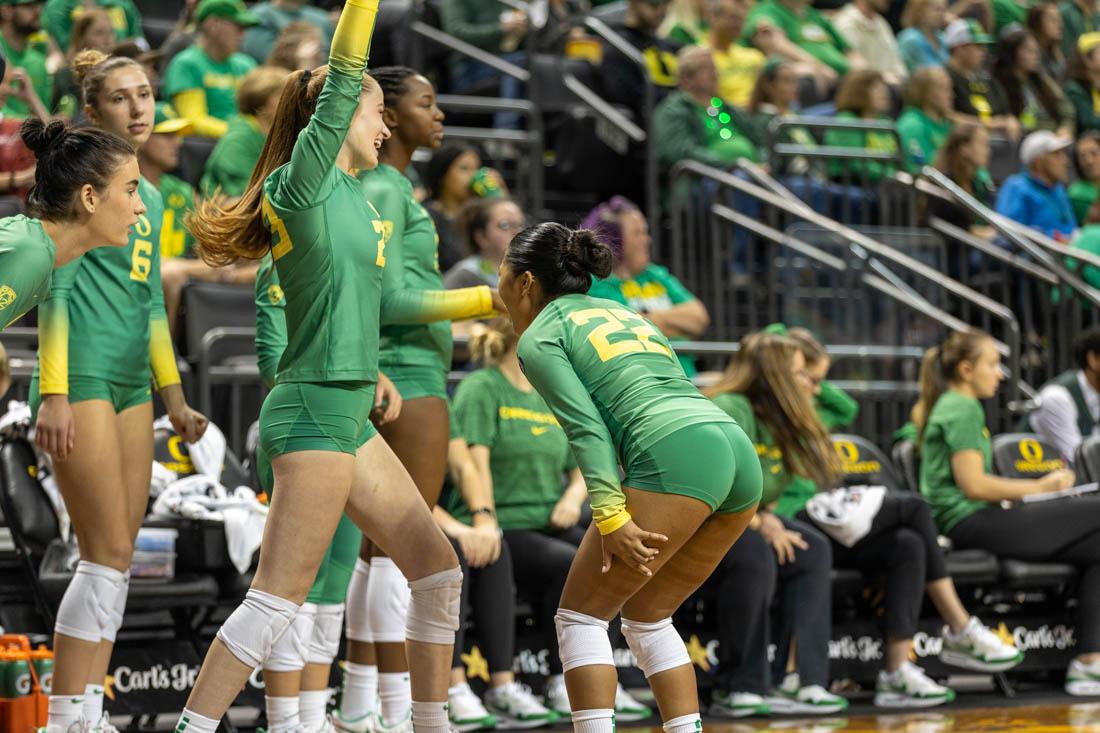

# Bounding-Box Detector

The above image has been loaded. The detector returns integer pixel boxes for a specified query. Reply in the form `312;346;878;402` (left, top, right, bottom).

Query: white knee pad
621;617;690;678
266;602;317;672
345;558;372;642
309;603;345;664
367;557;411;644
405;565;462;645
55;561;126;643
216;589;300;669
102;570;130;643
554;609;613;673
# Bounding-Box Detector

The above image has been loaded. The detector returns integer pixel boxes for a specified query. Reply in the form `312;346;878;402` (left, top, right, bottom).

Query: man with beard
0;0;49;120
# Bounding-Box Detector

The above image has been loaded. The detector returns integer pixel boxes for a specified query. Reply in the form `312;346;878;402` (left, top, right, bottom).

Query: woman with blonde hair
898;0;949;72
659;0;708;44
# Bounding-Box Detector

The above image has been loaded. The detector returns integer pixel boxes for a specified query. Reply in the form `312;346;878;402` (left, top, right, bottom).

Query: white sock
265;695;300;732
663;713;702;733
411;700;449;733
48;694;84;730
572;708;615;733
299;689;329;730
82;684;104;722
176;708;220;733
341;661;378;720
379;671;412;725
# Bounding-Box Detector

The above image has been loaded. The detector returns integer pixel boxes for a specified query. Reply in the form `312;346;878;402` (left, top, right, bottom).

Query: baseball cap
153;103;192;135
945;19;993;49
195;0;259;27
1080;32;1100;55
1020;130;1072;166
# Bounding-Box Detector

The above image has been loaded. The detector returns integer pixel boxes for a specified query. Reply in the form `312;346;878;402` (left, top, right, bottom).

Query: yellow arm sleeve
173;89;229;138
149;317;181;389
329;0;380;75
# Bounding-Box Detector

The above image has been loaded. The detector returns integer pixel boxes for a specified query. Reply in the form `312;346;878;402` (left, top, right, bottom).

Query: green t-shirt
36;177;167;388
825;111;898;183
0;36;50;120
0;216;56;330
254;254;287;389
517;293;735;526
587;263;699;377
897;106;952;174
1069;179;1098;226
450;367;575;530
157;173;195;259
919;390;993;533
1060;0;1100;60
711;392;789;506
743;0;851;74
163;45;257;122
42;0;142;48
992;0;1036;33
1069;225;1100;289
200;115;266;199
241;2;334;63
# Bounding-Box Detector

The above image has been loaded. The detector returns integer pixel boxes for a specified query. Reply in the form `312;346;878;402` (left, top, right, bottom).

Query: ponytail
468;317;518;367
912;330;992;445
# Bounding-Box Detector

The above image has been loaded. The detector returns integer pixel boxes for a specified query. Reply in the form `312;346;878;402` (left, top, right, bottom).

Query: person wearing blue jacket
995;130;1078;240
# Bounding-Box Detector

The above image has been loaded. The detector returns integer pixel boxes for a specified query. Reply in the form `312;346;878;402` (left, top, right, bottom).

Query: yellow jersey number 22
569;307;673;362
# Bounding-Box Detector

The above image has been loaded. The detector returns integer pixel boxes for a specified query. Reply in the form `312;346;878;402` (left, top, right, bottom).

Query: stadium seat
999;559;1078;589
153;424;250;490
1074;434;1100;483
892;439;920;492
991;433;1068;479
529;54;599;116
831;434;907;491
178;281;256;367
173;136;218;190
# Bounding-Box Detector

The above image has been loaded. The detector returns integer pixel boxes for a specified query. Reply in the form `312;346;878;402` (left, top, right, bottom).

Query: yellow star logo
685;635;711;672
103;675;116;701
995;623;1016;647
461;646;490;683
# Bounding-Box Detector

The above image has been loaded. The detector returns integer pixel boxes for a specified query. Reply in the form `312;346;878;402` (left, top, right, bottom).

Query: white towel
805;485;887;548
153;415;227;480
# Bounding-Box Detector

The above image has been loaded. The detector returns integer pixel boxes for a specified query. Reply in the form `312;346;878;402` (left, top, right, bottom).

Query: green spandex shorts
384;364;448;401
259;381;378;459
29;374;152;419
625;421;762;514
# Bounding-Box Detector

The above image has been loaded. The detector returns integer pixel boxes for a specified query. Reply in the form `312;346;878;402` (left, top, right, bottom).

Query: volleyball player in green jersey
341;66;500;732
31;51;210;733
0;119;141;332
177;3;462;731
497;223;762;733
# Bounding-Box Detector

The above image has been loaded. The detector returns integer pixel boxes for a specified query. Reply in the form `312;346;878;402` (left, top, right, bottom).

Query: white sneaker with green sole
448;683;498;732
874;663;955;708
708;690;769;718
1066;658;1100;696
484;682;559;729
941;617;1023;672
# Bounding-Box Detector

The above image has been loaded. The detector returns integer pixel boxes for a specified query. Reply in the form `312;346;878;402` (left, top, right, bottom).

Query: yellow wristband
596;509;632;536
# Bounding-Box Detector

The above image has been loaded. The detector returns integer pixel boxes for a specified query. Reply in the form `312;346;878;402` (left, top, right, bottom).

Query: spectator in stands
1028;2;1066;79
451;318;650;721
748;59;818;176
1059;0;1100;59
704;333;844;719
928;123;997;232
533;0;593;55
199;65;291;200
898;67;955;172
995;129;1077;239
1066;33;1100;133
898;0;950;73
158;0;200;72
601;0;682;121
743;0;865;87
945;19;1021;139
661;0;708;44
992;27;1073;135
0;0;51;120
1068;222;1100;286
824;70;897;184
0;63;44;203
51;7;114;117
425;143;506;273
264;19;324;71
444;197;525;290
240;0;333;64
993;0;1033;32
699;0;770;108
140;104;194;261
653;46;761;175
833;0;908;84
42;0;143;51
162;0;259;139
1025;326;1100;464
1070;131;1100;224
583;196;710;377
915;330;1100;697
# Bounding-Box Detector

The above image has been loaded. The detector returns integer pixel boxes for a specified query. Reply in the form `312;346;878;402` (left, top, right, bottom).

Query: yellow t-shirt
706;37;767;108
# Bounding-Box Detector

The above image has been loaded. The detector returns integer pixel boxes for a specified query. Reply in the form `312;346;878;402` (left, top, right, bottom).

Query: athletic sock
47;694;84;731
265;695;300;732
572;708;615;733
340;661;378;720
379;671;412;725
175;708;220;733
662;713;702;733
299;688;329;730
410;700;449;733
82;684;105;722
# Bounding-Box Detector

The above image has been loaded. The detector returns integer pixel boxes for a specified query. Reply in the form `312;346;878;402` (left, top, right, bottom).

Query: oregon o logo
1019;439;1043;463
0;285;14;310
267;284;284;305
1014;439;1065;473
835;440;859;463
834;439;881;474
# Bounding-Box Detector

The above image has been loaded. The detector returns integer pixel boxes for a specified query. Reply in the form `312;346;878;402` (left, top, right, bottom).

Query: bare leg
926;577;969;633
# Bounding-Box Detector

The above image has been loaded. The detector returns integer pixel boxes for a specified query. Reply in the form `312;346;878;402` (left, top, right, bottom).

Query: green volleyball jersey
360;163;493;373
711;392;789;506
518;293;735;526
254;254;287;389
0;216;57;330
158;173;195;259
451;367;575;530
37;177;179;392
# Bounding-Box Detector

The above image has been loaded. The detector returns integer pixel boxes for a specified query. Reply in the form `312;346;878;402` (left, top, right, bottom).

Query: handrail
410;21;530;82
583;16;645;66
999;217;1100;271
928;216;1059;285
562;72;646;143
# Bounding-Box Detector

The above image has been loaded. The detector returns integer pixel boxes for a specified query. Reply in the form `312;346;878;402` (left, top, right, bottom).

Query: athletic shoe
941;617;1023;672
331;710;376;733
374;715;413;733
766;673;848;715
89;715;120;733
708;690;769;718
313;717;339;733
874;663;955;708
614;684;652;722
543;675;570;717
484;682;560;728
1066;657;1100;696
448;683;498;732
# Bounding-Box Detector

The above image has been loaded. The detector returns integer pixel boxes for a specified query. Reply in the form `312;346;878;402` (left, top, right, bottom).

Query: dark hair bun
21;119;68;158
566;228;614;280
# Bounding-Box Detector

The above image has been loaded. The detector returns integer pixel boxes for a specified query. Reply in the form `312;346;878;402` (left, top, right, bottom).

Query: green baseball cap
154;103;192;135
945;18;993;48
195;0;259;27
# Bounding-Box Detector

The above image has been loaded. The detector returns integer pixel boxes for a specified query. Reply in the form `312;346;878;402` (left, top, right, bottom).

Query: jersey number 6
568;307;673;362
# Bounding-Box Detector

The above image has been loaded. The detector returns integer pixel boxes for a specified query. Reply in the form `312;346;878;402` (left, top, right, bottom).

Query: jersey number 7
568;307;673;362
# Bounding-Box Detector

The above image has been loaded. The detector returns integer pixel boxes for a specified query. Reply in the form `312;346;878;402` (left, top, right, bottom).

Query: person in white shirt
833;0;908;85
1027;326;1100;465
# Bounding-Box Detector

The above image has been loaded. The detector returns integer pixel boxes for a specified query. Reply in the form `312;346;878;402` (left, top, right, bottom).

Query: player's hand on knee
601;520;668;577
35;395;74;460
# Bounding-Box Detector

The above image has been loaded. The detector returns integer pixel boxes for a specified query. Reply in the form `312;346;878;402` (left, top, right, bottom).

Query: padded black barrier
831;433;907;492
892;438;920;493
992;433;1069;479
1074;434;1100;483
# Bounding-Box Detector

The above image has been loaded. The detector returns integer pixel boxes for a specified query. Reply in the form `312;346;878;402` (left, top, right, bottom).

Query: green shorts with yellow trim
29;374;152;420
624;421;762;514
259;381;378;460
383;363;448;401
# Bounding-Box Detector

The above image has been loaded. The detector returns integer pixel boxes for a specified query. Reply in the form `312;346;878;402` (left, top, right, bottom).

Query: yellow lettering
498;406;559;426
263;197;294;260
160;210;186;259
568;308;673;362
130;240;153;282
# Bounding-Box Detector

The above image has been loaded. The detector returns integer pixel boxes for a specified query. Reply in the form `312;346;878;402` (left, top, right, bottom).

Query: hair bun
72;48;110;87
20;119;69;158
566;228;614;280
